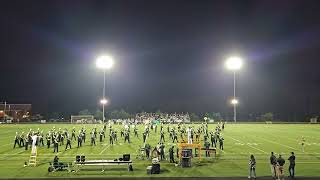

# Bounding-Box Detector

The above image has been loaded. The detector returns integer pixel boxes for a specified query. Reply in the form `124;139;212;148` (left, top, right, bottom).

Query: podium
181;149;192;168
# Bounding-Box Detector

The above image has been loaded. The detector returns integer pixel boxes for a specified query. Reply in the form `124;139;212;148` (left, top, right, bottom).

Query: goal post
70;115;95;124
310;117;318;124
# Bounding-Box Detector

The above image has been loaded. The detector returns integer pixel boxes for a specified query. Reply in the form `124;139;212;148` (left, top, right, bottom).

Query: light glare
231;99;238;105
100;99;108;105
96;55;114;70
225;56;243;70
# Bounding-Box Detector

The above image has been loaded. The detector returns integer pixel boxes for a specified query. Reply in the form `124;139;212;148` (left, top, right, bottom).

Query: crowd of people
13;125;107;152
248;139;304;180
248;152;296;180
13;121;299;179
13;121;224;161
135;112;190;124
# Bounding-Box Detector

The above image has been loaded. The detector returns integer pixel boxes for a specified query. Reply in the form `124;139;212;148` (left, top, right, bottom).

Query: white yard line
225;135;268;154
0;150;25;160
99;145;111;155
256;136;302;152
0;143;11;147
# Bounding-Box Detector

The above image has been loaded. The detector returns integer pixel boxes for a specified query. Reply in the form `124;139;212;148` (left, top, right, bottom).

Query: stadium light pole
225;56;243;123
96;55;114;124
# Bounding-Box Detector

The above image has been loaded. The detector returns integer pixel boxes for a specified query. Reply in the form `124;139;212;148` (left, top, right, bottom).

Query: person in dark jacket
277;154;285;180
270;152;277;179
169;146;175;163
288;152;295;179
219;136;224;150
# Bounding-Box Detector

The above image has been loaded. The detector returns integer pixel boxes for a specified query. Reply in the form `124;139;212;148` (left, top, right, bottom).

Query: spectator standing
248;155;256;179
288;152;295;179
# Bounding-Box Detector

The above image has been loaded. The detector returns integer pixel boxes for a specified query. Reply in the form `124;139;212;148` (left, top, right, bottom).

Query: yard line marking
225;135;267;154
0;143;11;147
256;136;302;152
259;129;305;144
99;145;111;155
0;150;25;160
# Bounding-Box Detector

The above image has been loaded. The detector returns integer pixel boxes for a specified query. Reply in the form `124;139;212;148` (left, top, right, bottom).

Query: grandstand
135;112;190;124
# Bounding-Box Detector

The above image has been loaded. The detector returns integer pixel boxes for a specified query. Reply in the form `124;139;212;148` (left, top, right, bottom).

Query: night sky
1;1;320;118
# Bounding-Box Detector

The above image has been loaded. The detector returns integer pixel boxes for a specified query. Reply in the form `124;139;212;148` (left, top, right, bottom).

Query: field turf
0;123;319;178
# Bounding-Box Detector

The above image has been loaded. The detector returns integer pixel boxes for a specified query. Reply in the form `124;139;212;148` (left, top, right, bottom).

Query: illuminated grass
0;123;319;178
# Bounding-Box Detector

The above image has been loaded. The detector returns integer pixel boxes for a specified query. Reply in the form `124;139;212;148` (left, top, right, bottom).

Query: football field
0;123;319;178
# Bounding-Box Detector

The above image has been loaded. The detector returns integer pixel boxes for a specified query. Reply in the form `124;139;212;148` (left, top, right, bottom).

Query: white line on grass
99;145;111;155
0;149;25;160
0;143;11;147
225;135;268;154
256;136;302;152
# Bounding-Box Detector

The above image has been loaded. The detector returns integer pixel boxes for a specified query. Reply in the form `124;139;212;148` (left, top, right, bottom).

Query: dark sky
1;0;320;118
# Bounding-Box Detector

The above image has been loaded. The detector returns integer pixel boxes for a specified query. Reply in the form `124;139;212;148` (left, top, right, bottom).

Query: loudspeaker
81;156;85;162
181;157;191;168
123;154;130;161
76;155;80;162
151;164;160;174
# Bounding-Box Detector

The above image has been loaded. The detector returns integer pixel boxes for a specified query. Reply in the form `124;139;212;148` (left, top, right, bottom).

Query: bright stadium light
96;55;114;124
224;56;244;123
96;55;114;70
231;99;238;105
225;56;243;70
100;98;108;105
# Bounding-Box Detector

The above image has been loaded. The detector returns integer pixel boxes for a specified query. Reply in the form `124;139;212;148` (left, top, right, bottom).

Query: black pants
146;149;150;159
91;138;96;146
72;133;76;141
160;135;165;142
47;141;51;148
160;152;165;160
206;149;210;157
219;143;223;150
170;155;175;163
25;142;29;150
289;165;295;178
77;140;82;147
20;139;24;147
213;140;217;147
65;142;71;150
40;139;44;146
173;136;177;143
14;139;19;148
100;136;103;142
124;137;130;143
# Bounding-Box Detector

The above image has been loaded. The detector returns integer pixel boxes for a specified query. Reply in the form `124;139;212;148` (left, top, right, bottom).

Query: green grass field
0;123;319;178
